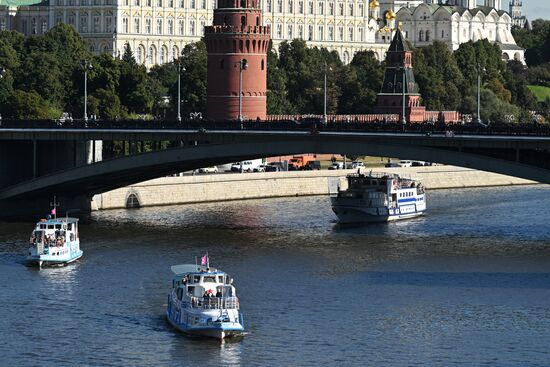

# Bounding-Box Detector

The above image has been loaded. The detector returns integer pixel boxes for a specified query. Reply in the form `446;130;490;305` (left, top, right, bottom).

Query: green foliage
5;90;61;119
513;19;550;66
338;50;383;114
527;85;550;102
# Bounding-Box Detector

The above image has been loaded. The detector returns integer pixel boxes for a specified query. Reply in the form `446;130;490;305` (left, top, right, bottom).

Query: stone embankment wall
91;166;536;210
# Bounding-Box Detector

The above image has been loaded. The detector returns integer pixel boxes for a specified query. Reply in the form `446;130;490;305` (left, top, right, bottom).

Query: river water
1;185;550;366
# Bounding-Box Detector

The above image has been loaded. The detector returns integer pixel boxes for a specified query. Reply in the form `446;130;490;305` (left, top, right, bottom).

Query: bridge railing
1;118;550;136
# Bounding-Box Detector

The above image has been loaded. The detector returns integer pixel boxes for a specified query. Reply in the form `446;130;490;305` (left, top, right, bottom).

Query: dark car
384;162;401;168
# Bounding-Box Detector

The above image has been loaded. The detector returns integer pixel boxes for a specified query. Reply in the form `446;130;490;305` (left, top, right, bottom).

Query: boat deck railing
183;296;239;310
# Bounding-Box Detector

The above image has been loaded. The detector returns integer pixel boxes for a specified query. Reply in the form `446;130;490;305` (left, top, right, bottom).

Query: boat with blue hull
331;171;426;224
166;262;244;340
27;217;83;267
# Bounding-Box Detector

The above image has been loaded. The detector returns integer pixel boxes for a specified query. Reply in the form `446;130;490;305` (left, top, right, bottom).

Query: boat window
218;275;224;283
193;275;200;283
203;276;216;283
225;276;230;284
177;287;183;300
187;286;195;295
55;224;62;229
40;224;46;229
48;225;54;229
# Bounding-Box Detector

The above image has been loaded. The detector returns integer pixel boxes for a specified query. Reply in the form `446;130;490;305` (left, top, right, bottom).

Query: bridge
1;120;549;218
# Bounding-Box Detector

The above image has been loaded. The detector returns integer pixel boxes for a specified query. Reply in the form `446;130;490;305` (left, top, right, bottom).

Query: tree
338;51;383;113
4;90;61;119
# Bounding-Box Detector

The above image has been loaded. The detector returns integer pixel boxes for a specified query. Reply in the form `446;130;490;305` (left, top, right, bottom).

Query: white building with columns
395;0;525;63
0;0;525;66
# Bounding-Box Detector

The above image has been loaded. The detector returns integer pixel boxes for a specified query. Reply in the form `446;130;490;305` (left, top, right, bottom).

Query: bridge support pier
0;195;92;220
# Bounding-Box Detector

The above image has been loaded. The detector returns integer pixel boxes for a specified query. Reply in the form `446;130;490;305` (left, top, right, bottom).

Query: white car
198;166;218;173
399;160;412;167
328;162;344;170
253;165;267;172
351;161;364;169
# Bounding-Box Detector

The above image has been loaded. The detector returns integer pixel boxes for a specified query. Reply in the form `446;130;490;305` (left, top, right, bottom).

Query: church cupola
369;0;380;20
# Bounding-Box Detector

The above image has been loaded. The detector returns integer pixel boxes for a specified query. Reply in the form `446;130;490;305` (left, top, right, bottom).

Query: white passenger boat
166;260;244;340
27;217;83;267
331;171;426;224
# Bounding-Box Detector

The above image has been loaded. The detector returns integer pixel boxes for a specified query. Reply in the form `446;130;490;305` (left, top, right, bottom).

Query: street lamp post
82;60;93;122
323;62;327;123
477;65;485;125
238;59;248;122
401;67;407;125
0;67;5;123
176;60;185;122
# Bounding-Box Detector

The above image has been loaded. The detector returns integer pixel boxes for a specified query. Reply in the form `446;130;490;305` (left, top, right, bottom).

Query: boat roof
37;217;79;224
171;264;224;275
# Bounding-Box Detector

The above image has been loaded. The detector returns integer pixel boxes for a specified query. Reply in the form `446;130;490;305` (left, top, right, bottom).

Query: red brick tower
204;0;270;121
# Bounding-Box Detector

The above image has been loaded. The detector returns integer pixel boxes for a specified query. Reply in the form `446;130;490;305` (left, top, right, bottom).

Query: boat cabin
171;264;238;309
30;218;79;249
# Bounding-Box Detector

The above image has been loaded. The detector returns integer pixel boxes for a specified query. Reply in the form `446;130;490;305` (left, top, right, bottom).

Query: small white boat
331;171;426;224
27;217;83;267
166;261;244;340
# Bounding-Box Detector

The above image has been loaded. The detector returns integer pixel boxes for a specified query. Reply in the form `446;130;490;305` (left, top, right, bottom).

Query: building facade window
157;18;162;33
358;3;363;16
308;24;313;40
172;45;179;60
134;17;140;33
308;1;313;14
298;24;303;38
146;18;151;33
93;15;100;32
200;20;205;35
277;0;282;12
106;16;113;32
348;26;353;41
201;0;206;8
358;26;363;41
288;24;293;38
318;2;323;15
338;3;343;15
179;19;184;34
329;2;333;15
190;19;195;34
288;0;293;11
31;18;37;34
318;25;323;40
298;0;303;13
80;14;88;32
328;25;333;40
338;26;343;40
348;3;353;16
276;23;282;37
168;19;173;34
158;0;162;6
267;0;272;11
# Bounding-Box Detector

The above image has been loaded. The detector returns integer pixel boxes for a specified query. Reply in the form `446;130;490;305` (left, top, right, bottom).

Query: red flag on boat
51;207;56;216
201;254;208;266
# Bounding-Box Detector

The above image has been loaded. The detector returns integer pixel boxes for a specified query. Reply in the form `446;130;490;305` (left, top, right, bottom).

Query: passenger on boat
216;290;222;298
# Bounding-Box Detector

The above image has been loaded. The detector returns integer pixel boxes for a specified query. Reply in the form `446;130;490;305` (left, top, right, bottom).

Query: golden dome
369;0;379;8
385;10;396;20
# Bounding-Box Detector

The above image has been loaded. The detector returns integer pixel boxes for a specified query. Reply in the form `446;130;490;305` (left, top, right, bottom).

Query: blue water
1;185;549;366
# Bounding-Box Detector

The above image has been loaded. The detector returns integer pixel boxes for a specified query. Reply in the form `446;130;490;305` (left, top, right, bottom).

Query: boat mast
50;196;59;220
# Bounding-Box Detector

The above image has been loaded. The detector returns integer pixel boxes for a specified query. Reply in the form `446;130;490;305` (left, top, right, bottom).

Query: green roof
0;0;45;5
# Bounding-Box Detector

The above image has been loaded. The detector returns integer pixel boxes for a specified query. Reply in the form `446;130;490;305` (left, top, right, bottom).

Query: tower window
261;59;264;70
241;16;246;26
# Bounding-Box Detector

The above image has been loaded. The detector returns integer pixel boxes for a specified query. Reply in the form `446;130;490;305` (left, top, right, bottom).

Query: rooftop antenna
50;196;59;220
